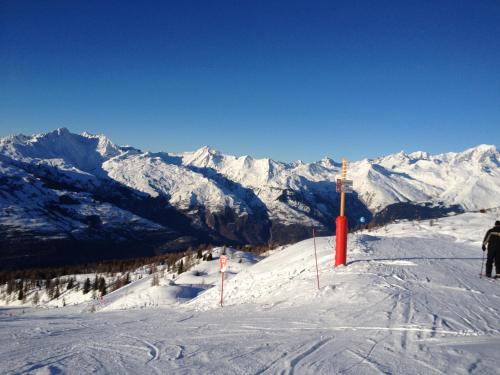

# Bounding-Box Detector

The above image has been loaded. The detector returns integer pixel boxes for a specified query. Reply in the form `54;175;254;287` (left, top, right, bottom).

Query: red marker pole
313;227;320;289
335;159;348;267
335;216;348;267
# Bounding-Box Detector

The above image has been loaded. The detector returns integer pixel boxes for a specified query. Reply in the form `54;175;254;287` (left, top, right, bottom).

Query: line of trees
1;242;280;305
0;244;220;285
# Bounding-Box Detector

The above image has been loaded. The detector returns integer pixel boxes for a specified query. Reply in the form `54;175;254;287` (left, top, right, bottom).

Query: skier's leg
494;248;500;277
485;248;494;277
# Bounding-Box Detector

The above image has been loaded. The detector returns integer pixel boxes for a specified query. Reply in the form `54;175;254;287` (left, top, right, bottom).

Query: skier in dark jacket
482;220;500;278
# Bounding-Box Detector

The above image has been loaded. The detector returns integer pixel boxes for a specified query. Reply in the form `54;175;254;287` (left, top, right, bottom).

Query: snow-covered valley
1;211;499;374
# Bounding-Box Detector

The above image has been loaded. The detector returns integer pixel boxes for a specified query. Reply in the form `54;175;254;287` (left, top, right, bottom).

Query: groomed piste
1;211;499;374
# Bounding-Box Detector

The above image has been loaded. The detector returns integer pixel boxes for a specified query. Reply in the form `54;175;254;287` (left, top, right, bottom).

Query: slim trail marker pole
220;255;228;307
220;272;224;306
313;227;320;290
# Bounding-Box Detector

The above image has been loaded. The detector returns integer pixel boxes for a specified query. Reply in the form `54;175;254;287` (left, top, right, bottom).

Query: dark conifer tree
83;278;91;294
47;284;55;299
98;277;107;296
6;279;14;294
18;284;24;301
32;291;40;305
54;286;60;299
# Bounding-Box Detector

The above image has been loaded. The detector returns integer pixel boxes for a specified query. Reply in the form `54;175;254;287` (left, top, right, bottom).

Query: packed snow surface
1;212;500;374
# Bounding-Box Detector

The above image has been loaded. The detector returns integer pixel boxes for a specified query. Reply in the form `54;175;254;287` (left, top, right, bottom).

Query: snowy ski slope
0;211;499;374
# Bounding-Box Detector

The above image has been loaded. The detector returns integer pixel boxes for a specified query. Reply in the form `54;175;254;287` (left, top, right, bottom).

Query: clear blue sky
1;0;499;162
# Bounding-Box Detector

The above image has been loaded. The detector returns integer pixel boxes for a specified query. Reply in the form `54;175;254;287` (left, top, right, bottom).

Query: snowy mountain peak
396;150;408;158
425;144;499;167
317;156;339;168
79;131;121;159
0;133;30;145
0;128;123;175
200;145;219;154
182;145;224;167
467;144;497;153
191;145;221;158
33;127;73;141
375;144;499;166
54;127;71;136
461;144;498;163
407;151;430;160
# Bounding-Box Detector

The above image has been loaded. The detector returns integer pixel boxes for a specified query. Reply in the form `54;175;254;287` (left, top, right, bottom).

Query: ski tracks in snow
255;337;332;375
120;334;160;363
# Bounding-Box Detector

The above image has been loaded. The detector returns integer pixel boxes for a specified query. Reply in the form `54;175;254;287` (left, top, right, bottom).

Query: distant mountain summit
1;128;499;269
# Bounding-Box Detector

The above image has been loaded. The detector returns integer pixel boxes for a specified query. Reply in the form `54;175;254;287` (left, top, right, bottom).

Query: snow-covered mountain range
1;128;498;269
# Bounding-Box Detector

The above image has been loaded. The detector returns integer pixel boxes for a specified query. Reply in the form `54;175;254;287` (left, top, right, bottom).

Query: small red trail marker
220;255;228;273
220;255;228;307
